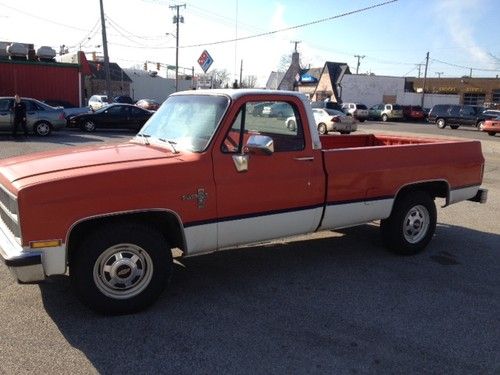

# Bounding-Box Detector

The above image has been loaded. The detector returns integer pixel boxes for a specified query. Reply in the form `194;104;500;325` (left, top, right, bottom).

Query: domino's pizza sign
198;50;214;73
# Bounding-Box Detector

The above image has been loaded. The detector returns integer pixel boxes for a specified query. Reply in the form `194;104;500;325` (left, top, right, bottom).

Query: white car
341;103;369;122
312;108;357;134
88;95;110;111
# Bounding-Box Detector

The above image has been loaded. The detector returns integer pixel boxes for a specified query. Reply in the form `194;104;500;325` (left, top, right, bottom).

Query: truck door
0;98;13;131
212;97;325;250
460;106;477;126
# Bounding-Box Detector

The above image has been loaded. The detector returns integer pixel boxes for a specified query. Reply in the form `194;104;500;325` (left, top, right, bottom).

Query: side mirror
246;135;274;155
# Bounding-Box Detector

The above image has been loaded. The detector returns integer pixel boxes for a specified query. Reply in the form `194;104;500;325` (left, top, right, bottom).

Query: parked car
113;95;135;104
310;101;343;111
67;103;152;132
249;102;273;116
135;99;161;111
479;116;499;136
43;99;91;119
427;104;496;130
341;103;369;122
402;105;426;121
0;96;66;136
262;102;294;118
369;104;404;122
88;95;110;111
311;108;357;134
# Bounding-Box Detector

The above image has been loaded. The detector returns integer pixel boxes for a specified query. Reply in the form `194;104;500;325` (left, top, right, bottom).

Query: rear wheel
71;222;173;314
287;119;296;132
380;191;437;255
318;123;328;135
488;132;496;136
34;121;52;136
477;121;485;131
436;118;446;129
450;125;459;130
359;119;365;123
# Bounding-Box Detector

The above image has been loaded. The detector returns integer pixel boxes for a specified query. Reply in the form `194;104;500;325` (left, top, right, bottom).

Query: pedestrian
12;94;28;138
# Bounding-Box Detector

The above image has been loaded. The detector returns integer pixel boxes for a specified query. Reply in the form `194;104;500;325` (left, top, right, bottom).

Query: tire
71;222;173;314
82;120;96;132
450;125;459;130
339;131;350;135
488;132;496;136
287;120;296;132
359;119;365;123
436;118;446;129
477;121;485;131
34;121;52;136
318;123;327;135
381;114;388;122
380;191;437;255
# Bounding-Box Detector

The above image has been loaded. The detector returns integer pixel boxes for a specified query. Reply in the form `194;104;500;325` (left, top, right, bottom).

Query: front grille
0;185;20;239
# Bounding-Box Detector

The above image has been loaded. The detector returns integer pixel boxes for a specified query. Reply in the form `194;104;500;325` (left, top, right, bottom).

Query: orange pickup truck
0;90;487;314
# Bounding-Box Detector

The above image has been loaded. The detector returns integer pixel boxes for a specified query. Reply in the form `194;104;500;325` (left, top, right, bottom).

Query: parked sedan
402;105;425;121
67;104;153;132
0;96;66;136
480;116;500;136
311;108;357;134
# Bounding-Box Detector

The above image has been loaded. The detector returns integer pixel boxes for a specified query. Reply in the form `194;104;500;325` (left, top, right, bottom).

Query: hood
0;141;177;184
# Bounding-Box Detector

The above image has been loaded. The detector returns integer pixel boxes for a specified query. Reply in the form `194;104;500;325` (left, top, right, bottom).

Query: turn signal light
30;240;61;249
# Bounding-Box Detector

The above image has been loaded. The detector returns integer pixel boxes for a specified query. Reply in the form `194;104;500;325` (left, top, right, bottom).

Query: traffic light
144;62;147;70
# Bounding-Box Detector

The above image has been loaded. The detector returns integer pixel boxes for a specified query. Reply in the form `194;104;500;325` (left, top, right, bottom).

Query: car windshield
138;95;229;152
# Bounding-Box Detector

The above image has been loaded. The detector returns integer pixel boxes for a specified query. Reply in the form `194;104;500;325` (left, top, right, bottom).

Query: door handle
294;157;314;162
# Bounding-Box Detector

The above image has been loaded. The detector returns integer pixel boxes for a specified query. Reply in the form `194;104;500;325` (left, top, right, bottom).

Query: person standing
12;94;28;138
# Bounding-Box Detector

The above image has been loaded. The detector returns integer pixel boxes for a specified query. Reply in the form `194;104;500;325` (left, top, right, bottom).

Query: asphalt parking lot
0;124;499;374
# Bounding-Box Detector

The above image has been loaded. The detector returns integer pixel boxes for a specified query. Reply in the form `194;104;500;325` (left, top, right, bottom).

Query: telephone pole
420;52;430;108
435;72;444;78
416;63;424;78
170;3;186;92
99;0;112;99
291;40;301;52
354;54;365;74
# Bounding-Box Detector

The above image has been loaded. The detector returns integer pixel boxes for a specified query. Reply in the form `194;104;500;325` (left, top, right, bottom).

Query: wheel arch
66;209;187;266
392;180;450;212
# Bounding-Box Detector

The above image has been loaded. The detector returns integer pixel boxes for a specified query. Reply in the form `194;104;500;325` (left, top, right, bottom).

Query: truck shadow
38;223;500;374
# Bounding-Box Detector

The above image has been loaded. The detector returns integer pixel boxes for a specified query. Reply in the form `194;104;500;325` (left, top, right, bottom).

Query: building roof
88;61;132;82
266;71;286;90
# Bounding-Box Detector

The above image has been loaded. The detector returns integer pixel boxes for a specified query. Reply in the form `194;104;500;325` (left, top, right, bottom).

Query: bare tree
277;54;292;72
242;75;258;88
195;69;231;89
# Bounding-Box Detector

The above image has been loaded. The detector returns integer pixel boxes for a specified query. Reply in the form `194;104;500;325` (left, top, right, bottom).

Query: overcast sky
1;0;499;86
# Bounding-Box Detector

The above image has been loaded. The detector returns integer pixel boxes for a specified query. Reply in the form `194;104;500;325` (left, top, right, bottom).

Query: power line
175;0;398;49
431;58;500;72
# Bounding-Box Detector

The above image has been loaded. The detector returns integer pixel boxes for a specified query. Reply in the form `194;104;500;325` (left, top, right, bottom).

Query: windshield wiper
136;133;150;145
158;138;179;154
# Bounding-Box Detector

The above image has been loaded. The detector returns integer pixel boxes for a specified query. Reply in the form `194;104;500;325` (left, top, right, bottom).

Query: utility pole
99;0;112;99
420;52;430;108
354;54;365;75
416;63;424;78
170;3;186;92
435;72;444;78
239;59;243;88
469;67;473;78
291;40;301;52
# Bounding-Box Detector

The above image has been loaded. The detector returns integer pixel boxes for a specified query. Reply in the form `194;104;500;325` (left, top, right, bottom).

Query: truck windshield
138;95;229;152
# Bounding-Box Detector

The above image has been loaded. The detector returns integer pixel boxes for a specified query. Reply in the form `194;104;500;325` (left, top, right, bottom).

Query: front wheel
436;118;446;129
287;119;296;132
380;191;437;255
477;121;485;131
318;123;328;135
488;132;496;136
82;120;96;132
34;121;52;136
71;222;172;314
381;114;388;122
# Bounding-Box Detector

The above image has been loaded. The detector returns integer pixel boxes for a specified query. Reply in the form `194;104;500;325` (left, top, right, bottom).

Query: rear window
356;104;367;109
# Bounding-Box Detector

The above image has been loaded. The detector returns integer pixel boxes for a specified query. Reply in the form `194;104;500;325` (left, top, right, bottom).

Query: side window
107;106;124;115
449;106;460;116
22;100;35;111
460;106;475;116
0;99;12;111
131;107;144;116
222;101;305;153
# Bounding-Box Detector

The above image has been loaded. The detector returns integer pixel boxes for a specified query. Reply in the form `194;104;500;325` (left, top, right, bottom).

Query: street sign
198;50;214;73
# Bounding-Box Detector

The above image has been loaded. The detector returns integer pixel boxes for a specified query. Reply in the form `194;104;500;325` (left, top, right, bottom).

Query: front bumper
0;223;45;283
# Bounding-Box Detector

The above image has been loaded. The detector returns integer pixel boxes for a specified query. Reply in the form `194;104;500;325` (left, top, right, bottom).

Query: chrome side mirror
246;135;274;155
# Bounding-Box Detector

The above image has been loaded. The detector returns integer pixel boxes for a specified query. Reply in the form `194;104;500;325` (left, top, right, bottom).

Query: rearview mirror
246;135;274;155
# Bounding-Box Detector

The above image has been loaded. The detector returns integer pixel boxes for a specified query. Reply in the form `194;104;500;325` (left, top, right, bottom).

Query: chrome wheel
83;120;96;132
477;121;485;131
403;204;430;244
436;118;446;129
318;123;327;135
93;243;154;300
35;122;51;136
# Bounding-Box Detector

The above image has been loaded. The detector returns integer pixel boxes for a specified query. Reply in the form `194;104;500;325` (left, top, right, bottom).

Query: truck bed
318;134;484;229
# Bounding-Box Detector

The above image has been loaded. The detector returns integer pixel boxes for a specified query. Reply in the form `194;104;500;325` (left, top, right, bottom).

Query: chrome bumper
0;224;45;283
468;188;488;204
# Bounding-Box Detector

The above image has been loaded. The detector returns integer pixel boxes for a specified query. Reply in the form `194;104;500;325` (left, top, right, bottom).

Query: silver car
0;97;66;136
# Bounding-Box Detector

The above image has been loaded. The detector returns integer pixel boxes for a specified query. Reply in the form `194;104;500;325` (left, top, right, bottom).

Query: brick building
407;77;500;107
84;61;132;103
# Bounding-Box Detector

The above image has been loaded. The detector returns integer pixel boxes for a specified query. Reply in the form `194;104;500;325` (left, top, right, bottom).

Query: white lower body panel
449;186;479;205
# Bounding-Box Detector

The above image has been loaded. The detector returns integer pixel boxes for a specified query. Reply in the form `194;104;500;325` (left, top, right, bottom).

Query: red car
136;99;160;111
480;117;499;136
402;105;425;121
